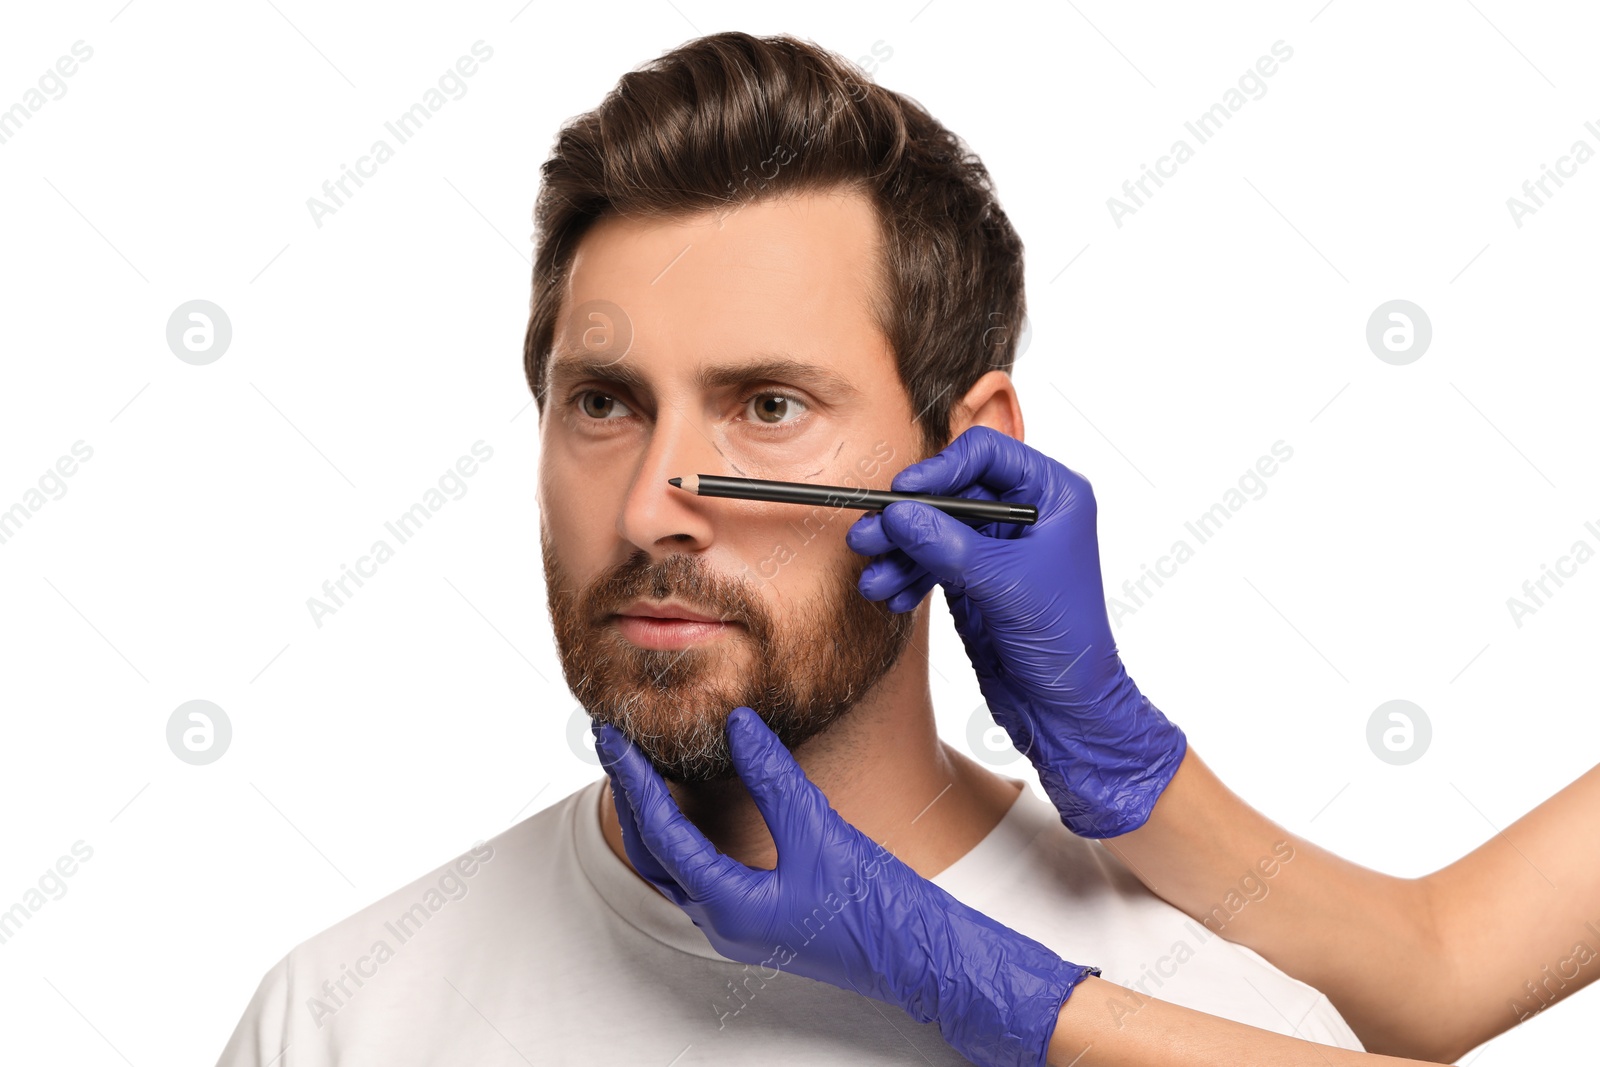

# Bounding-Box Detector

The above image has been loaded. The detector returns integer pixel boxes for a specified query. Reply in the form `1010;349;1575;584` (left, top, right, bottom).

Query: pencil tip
667;477;682;488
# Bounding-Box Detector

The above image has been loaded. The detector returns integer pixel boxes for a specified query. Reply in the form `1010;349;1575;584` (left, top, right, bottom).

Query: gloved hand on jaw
593;708;1099;1067
846;425;1187;839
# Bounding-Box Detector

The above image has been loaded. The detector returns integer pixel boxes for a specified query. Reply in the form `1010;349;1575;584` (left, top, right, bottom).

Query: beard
541;529;915;783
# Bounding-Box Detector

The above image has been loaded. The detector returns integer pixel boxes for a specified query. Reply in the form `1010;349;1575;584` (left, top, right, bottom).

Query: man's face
537;187;928;783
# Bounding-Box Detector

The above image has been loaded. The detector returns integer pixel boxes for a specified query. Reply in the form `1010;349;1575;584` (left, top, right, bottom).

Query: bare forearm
1423;762;1600;1051
1046;977;1437;1066
1096;748;1446;1057
1097;749;1600;1060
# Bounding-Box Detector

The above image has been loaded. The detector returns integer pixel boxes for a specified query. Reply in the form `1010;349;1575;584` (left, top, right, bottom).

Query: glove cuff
1037;685;1189;839
932;893;1102;1067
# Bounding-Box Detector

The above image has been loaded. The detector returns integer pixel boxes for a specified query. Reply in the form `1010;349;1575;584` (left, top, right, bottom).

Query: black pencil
667;473;1037;527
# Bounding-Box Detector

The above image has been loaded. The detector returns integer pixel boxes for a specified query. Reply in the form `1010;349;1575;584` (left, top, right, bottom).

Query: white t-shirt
215;776;1363;1065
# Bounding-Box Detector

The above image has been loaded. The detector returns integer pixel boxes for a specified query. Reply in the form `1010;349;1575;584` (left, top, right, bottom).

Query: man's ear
946;370;1025;443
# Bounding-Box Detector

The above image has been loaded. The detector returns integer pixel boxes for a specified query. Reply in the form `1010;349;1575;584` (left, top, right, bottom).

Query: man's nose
616;405;725;551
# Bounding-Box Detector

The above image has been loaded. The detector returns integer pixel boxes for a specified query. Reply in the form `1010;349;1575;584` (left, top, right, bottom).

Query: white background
1;1;1596;1062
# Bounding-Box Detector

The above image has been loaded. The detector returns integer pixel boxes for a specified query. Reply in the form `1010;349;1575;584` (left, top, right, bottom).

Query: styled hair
522;31;1025;459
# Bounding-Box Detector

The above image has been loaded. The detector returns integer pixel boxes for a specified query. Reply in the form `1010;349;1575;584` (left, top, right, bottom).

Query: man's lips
609;611;740;650
612;599;733;624
615;608;723;623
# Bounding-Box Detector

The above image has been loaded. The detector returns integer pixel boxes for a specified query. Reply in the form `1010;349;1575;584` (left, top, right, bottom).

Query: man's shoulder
241;779;596;1000
214;779;603;1065
293;777;598;957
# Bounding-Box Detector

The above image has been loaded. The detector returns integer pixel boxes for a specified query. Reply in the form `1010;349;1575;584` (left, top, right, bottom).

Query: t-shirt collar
573;774;1044;960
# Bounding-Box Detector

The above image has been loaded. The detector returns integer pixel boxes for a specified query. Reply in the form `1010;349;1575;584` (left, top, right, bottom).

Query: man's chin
653;757;741;785
599;627;752;692
592;708;740;784
620;739;740;785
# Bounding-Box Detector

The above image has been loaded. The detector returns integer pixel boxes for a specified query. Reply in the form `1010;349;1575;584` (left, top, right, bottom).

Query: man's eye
576;391;633;420
571;389;806;429
745;392;808;427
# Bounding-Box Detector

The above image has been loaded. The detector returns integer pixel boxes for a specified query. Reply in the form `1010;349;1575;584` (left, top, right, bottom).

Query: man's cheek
856;438;897;481
546;466;622;533
754;541;795;582
715;422;854;484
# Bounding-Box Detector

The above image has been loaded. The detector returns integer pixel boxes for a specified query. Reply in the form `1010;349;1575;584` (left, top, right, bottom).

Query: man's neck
597;605;1024;883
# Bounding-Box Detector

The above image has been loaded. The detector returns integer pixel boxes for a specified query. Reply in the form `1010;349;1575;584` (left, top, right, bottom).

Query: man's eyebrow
546;354;649;394
546;353;861;399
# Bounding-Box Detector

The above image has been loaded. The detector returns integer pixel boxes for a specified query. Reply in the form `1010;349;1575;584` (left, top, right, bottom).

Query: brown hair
522;31;1025;459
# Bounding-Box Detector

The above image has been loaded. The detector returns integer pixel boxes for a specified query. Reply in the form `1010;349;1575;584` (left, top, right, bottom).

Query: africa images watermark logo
1107;40;1294;228
1108;440;1295;625
304;840;495;1028
305;41;494;229
305;441;494;628
1505;117;1600;229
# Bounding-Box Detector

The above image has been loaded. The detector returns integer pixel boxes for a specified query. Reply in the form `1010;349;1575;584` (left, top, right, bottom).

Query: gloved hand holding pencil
846;425;1187;839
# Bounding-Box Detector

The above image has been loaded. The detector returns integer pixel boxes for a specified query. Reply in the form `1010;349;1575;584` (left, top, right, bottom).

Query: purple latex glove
593;707;1099;1067
846;425;1187;839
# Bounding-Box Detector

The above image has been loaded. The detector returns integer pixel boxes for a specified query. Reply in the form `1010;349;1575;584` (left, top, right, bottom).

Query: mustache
585;551;770;636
